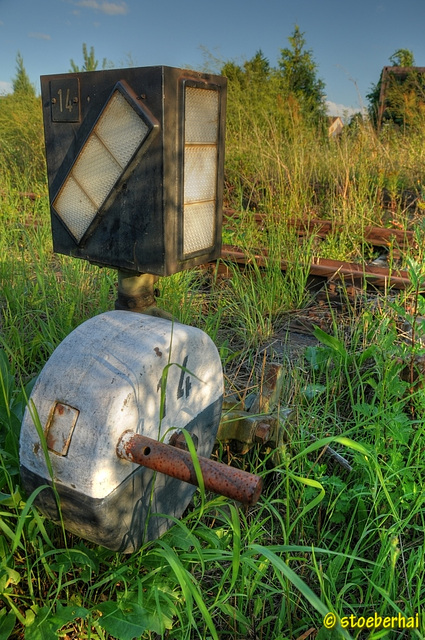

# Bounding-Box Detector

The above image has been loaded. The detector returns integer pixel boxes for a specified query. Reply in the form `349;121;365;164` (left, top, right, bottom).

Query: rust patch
46;402;79;456
264;363;280;387
122;393;132;410
56;403;65;416
254;422;272;444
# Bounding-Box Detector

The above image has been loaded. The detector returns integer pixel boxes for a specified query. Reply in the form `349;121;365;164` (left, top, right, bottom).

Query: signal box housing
41;66;227;276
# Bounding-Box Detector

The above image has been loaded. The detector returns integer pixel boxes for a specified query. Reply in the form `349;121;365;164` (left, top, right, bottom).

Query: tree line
7;28;424;131
2;27;424;192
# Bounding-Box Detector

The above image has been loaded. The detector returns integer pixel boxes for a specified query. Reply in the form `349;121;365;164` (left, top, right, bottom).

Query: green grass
2;86;425;639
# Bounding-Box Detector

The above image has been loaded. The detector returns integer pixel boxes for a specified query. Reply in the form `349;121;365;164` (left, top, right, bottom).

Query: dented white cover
20;311;223;499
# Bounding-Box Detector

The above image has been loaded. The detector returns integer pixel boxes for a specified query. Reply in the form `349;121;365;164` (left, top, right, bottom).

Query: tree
389;49;415;67
277;26;326;123
13;52;36;96
243;50;271;81
222;50;270;88
69;43;112;73
220;29;327;211
366;80;382;128
222;29;326;127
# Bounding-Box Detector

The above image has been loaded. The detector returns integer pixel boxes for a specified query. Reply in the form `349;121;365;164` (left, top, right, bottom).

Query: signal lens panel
183;87;219;256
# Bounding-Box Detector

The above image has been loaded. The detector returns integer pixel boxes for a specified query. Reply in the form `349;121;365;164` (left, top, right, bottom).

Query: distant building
327;116;344;137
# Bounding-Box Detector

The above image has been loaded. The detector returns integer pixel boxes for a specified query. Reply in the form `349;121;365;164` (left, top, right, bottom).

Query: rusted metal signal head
41;66;227;276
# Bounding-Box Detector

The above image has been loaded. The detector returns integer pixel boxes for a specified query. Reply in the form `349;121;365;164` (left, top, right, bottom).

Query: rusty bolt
169;430;199;451
254;422;272;444
169;431;187;450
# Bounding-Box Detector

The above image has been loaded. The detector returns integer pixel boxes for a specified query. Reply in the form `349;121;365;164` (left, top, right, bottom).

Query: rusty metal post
115;270;175;319
117;431;263;506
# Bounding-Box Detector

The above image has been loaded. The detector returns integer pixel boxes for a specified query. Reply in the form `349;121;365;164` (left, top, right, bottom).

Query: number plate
50;78;80;123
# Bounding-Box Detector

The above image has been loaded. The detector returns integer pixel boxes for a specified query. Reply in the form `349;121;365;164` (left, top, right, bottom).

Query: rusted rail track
218;244;410;290
0;190;41;201
216;210;414;290
223;209;416;254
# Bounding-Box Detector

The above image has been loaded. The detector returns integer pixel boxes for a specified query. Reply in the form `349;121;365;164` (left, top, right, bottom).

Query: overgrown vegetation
2;35;425;639
367;48;425;131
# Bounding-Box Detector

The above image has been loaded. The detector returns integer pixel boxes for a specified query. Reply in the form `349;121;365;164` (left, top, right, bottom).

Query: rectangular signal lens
183;202;215;256
183;86;219;256
185;87;220;144
184;146;217;203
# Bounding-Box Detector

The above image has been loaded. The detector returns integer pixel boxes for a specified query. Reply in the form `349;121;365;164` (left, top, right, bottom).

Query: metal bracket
217;362;285;454
115;270;174;319
216;362;352;472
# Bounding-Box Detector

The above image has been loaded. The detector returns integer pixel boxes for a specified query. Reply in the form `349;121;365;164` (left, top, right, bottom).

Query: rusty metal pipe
117;431;263;506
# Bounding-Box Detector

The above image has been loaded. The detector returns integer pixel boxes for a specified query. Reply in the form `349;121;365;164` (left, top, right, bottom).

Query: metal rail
218;211;414;290
218;244;410;290
224;209;416;254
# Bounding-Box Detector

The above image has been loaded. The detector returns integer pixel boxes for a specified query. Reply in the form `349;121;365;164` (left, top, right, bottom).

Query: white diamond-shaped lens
96;92;149;167
54;177;97;243
183;87;219;256
54;89;150;243
72;136;121;208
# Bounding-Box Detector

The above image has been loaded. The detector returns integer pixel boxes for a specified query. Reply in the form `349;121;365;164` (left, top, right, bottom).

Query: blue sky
1;0;425;116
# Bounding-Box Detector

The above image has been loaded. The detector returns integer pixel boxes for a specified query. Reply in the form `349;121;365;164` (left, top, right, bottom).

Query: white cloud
0;81;13;95
326;100;359;118
75;0;128;15
29;32;51;40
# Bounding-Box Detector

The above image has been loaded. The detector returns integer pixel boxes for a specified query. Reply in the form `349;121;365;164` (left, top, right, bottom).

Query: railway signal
20;66;262;552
